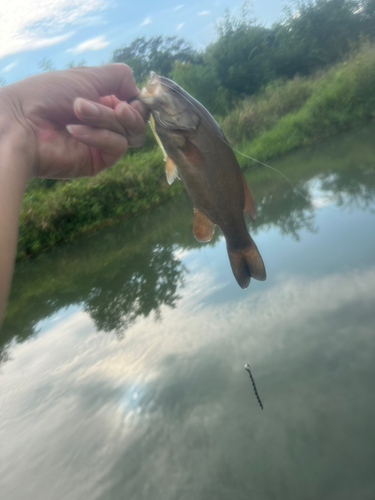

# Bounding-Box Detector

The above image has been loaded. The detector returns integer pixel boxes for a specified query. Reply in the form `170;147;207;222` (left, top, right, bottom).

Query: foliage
18;148;183;259
38;57;55;72
209;7;275;97
112;36;197;83
171;61;230;115
235;44;375;163
66;60;86;68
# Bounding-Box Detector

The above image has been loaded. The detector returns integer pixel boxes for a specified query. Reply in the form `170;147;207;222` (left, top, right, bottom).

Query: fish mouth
137;72;162;105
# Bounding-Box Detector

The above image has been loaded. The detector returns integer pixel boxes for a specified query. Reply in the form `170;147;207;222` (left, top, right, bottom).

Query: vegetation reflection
1;125;375;361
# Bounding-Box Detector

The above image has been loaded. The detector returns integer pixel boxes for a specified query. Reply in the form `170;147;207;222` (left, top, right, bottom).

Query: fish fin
182;140;205;167
149;115;167;161
165;157;179;185
193;208;215;243
227;236;266;288
241;173;257;222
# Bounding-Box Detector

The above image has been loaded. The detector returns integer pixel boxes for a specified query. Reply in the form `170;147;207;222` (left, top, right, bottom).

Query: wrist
0;88;37;179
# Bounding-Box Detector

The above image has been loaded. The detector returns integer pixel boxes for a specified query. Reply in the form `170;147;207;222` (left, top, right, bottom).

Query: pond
1;124;375;500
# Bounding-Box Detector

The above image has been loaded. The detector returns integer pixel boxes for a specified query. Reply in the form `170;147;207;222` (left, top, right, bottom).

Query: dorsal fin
165;157;179;185
241;173;257;222
193;208;215;242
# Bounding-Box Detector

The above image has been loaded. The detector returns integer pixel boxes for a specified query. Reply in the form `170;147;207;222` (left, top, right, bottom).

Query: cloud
2;61;18;73
174;4;184;9
198;10;210;15
0;0;109;60
141;17;152;26
67;35;110;54
176;23;185;31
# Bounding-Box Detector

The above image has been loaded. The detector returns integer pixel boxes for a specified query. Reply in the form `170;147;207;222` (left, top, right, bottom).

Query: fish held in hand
137;72;266;288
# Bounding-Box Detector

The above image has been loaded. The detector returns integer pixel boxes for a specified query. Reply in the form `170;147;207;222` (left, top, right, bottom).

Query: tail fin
227;236;266;289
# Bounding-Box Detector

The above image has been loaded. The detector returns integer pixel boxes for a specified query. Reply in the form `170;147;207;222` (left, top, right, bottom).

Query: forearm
0;119;32;326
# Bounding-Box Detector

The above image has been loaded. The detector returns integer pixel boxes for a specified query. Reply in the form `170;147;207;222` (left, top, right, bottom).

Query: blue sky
0;0;286;85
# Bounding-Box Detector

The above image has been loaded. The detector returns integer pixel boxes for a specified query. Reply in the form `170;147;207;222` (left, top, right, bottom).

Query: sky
0;0;286;85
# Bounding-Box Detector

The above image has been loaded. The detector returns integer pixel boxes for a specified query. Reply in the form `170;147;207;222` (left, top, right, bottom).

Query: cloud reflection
1;265;375;499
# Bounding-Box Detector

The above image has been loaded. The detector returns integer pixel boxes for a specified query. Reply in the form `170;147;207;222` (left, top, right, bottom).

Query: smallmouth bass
137;72;266;289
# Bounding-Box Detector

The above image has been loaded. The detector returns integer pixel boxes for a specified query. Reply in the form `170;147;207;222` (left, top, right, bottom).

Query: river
1;124;375;500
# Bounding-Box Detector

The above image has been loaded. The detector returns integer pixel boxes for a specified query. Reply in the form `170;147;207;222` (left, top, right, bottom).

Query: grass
221;44;375;167
18;44;375;258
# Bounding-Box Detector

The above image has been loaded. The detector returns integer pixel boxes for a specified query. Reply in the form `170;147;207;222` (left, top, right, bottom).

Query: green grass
221;45;375;167
18;147;183;259
18;45;375;258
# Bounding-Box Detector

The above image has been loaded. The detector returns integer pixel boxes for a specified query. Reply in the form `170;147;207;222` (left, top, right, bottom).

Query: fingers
73;63;139;101
74;98;126;136
66;124;129;170
115;102;146;147
129;99;149;121
73;97;147;148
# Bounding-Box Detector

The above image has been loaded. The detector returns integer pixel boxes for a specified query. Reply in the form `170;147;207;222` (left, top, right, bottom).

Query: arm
0;119;31;322
0;64;147;326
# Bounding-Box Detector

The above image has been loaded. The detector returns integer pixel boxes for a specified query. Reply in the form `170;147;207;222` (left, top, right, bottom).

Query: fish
137;72;266;288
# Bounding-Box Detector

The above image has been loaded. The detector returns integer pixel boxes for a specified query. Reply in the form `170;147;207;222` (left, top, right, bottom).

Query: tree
112;36;197;83
38;57;55;72
66;60;86;68
209;8;276;97
273;0;365;78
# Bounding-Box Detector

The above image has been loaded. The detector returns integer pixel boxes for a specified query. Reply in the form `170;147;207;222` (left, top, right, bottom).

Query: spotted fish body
138;73;266;288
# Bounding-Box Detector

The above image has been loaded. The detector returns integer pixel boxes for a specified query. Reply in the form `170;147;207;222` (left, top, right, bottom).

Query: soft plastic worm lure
245;363;263;410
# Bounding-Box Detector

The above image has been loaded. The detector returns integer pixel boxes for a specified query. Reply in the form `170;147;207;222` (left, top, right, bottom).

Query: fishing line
154;80;311;204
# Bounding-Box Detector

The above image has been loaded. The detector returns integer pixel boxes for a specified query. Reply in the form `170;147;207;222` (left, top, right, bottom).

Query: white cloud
2;61;18;73
67;35;110;54
198;10;210;15
176;23;185;31
141;17;152;26
174;4;184;9
0;0;109;59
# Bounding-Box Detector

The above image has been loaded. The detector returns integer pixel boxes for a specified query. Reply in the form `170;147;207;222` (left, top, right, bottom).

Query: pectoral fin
165;157;179;185
241;173;257;222
193;208;215;243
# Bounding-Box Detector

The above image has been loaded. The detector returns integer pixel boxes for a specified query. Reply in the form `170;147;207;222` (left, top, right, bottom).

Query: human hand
0;64;147;179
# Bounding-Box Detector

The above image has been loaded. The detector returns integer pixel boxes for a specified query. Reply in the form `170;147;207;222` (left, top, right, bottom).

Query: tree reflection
85;244;185;334
2;126;375;360
253;179;317;240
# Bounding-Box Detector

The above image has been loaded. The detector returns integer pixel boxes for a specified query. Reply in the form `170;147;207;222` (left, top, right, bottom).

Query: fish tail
227;236;266;289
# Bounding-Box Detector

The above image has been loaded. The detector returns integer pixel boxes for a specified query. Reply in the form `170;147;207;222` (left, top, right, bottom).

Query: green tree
66;60;86;68
171;61;229;115
38;57;55;72
272;0;366;78
208;7;276;97
112;36;197;83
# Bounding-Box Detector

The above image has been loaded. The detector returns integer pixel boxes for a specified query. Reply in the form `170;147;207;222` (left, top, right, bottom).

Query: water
1;125;375;500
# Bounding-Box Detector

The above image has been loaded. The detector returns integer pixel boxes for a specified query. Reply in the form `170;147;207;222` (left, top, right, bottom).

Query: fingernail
66;124;86;136
76;98;99;116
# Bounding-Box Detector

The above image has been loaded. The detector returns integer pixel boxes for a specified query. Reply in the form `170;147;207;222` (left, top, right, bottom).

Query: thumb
73;63;140;101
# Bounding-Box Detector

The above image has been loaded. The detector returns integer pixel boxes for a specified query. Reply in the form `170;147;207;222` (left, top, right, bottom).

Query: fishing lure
245;363;263;410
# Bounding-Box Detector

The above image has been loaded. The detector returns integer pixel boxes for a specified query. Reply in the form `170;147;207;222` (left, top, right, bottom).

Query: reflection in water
1;125;375;500
84;243;186;334
2;125;375;353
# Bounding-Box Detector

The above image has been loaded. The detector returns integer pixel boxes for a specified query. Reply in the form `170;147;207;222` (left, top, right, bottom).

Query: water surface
1;125;375;500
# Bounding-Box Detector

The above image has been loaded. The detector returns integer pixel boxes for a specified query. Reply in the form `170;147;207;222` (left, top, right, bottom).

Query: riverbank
18;45;375;259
